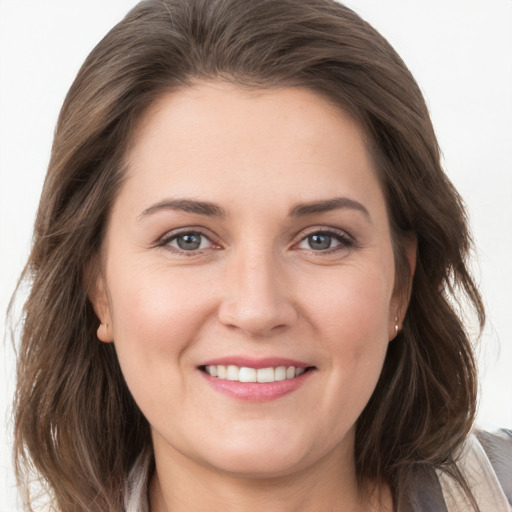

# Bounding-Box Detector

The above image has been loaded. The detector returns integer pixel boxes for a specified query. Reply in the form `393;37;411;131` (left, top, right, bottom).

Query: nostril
217;299;298;338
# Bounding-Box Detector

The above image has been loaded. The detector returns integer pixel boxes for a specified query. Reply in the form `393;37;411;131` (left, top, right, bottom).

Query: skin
93;82;414;511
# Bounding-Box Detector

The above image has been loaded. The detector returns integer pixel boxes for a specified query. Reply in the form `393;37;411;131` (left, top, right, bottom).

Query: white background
1;1;511;510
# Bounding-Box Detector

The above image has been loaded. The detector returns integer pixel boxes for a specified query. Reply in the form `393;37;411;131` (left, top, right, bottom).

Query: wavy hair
13;0;484;510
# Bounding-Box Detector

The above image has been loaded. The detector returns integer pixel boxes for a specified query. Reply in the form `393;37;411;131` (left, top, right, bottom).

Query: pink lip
200;370;313;402
200;356;311;369
198;358;315;402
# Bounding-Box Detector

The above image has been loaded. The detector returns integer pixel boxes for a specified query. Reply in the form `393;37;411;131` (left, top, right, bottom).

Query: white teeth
257;367;275;383
204;364;309;382
275;366;287;381
217;365;226;379
239;367;257;382
226;365;239;381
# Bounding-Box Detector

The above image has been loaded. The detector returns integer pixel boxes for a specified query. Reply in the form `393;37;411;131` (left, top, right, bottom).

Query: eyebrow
138;199;226;219
289;197;371;220
138;196;370;221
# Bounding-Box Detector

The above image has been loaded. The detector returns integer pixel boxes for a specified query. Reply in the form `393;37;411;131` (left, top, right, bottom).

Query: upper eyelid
292;227;356;252
295;226;353;241
158;226;213;238
157;227;219;247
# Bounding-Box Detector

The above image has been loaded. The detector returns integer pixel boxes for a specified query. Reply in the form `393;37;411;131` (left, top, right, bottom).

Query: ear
403;232;417;288
389;232;417;340
85;260;114;343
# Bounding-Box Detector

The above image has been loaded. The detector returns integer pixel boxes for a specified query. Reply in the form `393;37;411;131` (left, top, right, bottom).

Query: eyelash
295;228;355;254
156;227;355;255
157;229;219;256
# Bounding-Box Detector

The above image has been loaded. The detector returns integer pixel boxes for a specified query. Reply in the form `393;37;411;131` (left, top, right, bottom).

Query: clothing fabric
124;429;512;512
399;429;512;512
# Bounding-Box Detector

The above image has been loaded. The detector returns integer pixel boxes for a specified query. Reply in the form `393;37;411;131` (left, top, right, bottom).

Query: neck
148;439;393;512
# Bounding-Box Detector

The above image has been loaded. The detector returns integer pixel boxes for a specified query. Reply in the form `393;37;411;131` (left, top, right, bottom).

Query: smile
203;365;309;383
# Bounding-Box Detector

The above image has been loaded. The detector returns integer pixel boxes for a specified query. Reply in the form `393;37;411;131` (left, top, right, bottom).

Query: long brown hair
13;0;484;510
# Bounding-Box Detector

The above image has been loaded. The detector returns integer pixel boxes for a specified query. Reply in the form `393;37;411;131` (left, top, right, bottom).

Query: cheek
108;261;210;350
306;263;393;347
304;265;393;414
104;261;214;406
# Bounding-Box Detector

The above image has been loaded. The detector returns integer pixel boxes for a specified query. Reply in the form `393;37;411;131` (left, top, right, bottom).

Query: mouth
199;364;316;383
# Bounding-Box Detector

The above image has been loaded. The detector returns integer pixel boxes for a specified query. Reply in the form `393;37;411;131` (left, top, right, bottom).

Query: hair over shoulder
12;1;484;510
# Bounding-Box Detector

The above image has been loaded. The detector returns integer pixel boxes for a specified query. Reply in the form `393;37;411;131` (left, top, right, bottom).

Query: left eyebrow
289;197;371;220
137;199;226;220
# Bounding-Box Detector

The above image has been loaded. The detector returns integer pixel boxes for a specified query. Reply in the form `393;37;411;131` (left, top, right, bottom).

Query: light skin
93;82;415;511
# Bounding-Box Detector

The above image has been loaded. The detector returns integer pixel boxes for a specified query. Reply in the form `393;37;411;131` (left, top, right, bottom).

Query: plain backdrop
1;0;511;510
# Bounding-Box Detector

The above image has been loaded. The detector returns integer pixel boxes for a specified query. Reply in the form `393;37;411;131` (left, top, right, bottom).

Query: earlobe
97;321;113;343
389;315;400;342
389;232;417;341
89;275;114;343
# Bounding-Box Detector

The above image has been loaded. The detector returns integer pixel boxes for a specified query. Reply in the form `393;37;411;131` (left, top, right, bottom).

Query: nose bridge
218;239;297;336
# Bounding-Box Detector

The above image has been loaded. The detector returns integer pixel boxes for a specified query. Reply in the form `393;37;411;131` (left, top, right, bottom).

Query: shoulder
474;428;512;504
436;429;512;512
400;429;512;512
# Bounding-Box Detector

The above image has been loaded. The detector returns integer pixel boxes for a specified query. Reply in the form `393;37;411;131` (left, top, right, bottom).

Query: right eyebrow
289;196;371;221
137;199;226;220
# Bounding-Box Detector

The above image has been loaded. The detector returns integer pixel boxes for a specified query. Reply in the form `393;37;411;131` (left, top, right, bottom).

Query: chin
205;450;309;479
194;429;323;479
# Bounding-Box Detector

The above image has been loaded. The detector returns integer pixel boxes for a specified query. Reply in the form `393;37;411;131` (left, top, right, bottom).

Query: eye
162;231;214;252
296;230;353;252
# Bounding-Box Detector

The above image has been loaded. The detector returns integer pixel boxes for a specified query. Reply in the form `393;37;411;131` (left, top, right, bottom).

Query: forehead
128;82;367;158
118;82;386;219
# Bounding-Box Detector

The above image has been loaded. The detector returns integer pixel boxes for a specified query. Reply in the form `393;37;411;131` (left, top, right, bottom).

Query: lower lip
200;369;314;402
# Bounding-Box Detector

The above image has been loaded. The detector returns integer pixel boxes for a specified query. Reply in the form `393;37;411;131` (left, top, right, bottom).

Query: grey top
124;429;512;512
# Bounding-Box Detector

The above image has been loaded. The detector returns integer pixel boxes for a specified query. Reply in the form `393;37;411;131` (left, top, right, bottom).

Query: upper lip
199;356;313;369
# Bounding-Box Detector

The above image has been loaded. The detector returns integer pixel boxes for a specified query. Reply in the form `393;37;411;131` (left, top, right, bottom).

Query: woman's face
95;82;408;478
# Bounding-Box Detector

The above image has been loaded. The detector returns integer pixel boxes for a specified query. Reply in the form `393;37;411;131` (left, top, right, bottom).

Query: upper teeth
205;365;305;383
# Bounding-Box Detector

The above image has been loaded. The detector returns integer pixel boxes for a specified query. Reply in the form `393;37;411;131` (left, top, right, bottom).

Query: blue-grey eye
307;233;333;250
178;233;201;250
169;232;207;251
297;230;351;252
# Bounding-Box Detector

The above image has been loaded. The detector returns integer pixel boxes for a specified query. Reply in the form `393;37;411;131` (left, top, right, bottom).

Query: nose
217;247;298;337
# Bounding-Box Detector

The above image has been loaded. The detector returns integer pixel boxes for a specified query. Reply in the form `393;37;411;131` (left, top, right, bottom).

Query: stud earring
394;316;399;336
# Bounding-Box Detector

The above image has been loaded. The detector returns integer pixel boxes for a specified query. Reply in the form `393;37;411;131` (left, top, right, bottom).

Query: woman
11;0;511;511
